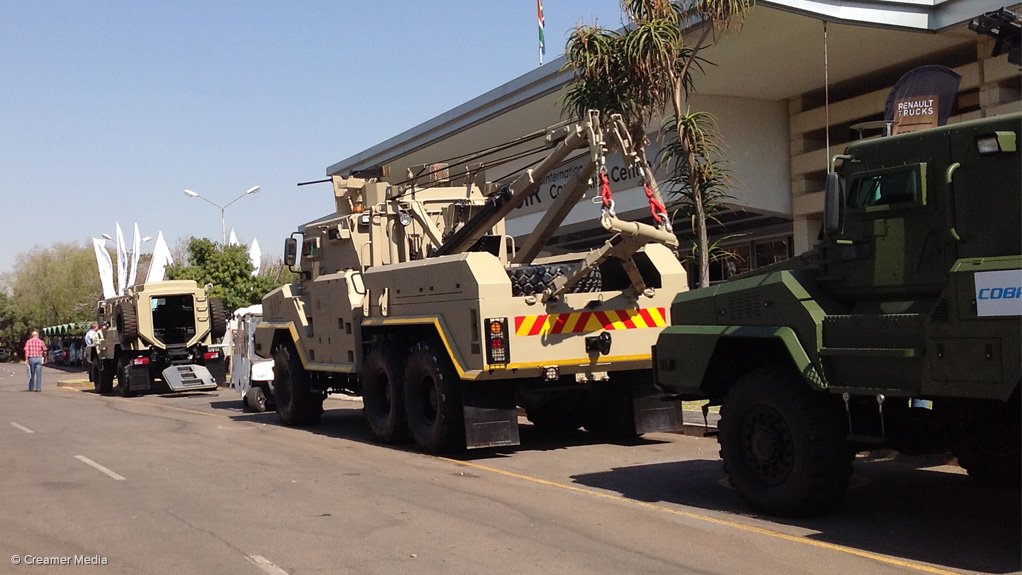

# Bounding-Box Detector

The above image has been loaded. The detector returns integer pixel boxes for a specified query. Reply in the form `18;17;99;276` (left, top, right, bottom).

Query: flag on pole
126;222;141;288
145;231;174;284
115;222;127;295
537;0;545;66
228;228;240;246
248;238;262;276
92;238;116;300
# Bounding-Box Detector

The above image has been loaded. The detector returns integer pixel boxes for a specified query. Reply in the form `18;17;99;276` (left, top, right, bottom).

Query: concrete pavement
0;361;1017;575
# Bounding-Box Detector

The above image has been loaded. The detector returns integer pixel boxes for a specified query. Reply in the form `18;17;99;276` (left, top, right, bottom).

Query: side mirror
824;172;844;237
283;237;298;267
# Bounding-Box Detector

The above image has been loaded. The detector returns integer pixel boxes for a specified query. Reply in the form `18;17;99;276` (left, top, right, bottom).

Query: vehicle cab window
847;167;922;209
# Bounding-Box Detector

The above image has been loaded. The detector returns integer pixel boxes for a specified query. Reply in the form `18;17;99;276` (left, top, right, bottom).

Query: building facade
327;1;1020;285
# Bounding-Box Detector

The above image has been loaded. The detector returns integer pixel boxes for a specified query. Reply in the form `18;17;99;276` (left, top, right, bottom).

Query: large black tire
115;357;135;397
583;380;638;440
507;264;602;297
718;368;853;517
361;341;410;444
403;341;464;453
97;359;115;394
953;390;1021;488
272;343;323;426
209;298;228;341
116;304;138;346
91;361;114;394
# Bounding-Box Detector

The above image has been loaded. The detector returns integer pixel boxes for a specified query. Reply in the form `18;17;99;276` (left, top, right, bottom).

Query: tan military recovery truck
90;280;228;396
256;111;689;452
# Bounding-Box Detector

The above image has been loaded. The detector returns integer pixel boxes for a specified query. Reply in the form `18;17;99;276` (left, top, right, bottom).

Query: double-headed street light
183;185;260;245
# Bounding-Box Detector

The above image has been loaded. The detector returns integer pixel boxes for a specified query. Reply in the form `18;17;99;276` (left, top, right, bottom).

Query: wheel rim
740;406;794;485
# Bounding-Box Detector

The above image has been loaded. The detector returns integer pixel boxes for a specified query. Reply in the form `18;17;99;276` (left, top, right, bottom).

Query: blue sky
0;1;623;275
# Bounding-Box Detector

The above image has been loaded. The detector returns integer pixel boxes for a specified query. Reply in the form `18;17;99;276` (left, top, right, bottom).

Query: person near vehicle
84;323;99;347
83;322;99;377
23;331;46;392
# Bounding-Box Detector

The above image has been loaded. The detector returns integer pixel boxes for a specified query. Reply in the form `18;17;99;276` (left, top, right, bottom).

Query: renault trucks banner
884;65;961;135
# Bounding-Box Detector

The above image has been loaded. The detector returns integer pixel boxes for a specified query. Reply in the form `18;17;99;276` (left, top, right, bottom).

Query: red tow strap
644;181;667;224
599;168;613;210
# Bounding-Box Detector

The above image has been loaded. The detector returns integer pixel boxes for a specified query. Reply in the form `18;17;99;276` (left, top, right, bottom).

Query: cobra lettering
978;286;1022;300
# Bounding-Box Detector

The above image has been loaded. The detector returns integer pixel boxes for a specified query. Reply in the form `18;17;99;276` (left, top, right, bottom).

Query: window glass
754;239;791;268
847;169;919;208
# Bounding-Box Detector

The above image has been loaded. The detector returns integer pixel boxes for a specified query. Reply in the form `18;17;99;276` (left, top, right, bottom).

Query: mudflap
128;365;152;393
631;378;683;434
205;358;227;386
162;364;219;392
461;381;520;449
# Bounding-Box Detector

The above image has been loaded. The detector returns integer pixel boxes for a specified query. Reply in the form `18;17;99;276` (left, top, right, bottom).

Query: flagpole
537;0;545;66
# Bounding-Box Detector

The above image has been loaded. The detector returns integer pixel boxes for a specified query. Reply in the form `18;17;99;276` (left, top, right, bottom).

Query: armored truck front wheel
953;389;1021;488
272;343;323;426
718;368;853;517
403;341;464;453
92;360;114;395
361;341;410;444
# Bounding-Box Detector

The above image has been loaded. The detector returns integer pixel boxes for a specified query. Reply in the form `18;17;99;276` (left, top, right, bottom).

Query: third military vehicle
653;112;1021;516
257;111;688;452
91;280;228;396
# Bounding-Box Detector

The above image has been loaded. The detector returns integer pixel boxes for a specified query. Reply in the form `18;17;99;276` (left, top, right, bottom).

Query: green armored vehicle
653;113;1021;516
91;280;229;396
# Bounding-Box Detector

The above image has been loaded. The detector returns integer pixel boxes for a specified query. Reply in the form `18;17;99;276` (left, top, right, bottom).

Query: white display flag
92;237;117;300
126;222;141;289
115;222;127;295
145;231;174;284
229;229;240;246
249;237;261;276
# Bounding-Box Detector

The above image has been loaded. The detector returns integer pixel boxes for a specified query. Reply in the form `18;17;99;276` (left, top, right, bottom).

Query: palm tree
563;0;751;288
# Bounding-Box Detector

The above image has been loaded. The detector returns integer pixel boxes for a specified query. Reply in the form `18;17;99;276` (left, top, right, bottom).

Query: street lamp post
183;186;260;245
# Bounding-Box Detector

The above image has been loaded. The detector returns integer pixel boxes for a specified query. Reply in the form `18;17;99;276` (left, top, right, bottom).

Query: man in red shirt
23;331;46;392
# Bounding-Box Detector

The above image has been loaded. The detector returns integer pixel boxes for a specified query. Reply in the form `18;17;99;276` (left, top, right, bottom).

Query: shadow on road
211;395;670;456
199;392;1021;573
570;456;1022;574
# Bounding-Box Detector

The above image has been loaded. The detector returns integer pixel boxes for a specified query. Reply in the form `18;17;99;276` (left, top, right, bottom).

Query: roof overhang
762;0;1004;31
326;0;1013;177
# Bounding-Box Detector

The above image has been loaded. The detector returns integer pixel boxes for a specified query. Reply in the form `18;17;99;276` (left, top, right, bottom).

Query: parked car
48;343;67;365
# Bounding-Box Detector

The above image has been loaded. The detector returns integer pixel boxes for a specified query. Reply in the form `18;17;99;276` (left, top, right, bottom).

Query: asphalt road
0;362;1018;575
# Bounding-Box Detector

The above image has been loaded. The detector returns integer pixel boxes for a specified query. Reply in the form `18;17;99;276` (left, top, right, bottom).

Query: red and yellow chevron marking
514;307;666;337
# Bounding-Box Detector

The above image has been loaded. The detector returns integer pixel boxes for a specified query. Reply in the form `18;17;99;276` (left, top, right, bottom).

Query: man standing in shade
23;330;46;392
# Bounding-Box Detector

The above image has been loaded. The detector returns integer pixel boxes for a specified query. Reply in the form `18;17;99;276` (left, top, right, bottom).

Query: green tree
3;243;102;335
0;291;17;346
563;0;751;288
166;237;286;312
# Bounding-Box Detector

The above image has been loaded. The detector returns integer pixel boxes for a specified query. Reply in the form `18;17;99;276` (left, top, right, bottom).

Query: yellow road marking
439;457;963;575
